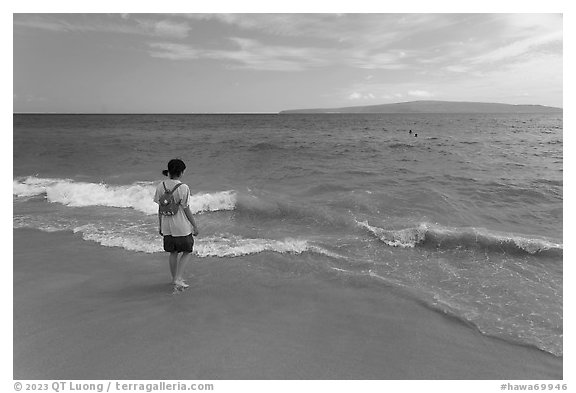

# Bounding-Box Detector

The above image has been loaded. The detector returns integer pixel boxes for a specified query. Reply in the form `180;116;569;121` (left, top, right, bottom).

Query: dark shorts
163;234;194;253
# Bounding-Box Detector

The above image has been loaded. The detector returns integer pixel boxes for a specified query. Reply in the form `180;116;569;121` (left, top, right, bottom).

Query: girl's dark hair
162;159;186;178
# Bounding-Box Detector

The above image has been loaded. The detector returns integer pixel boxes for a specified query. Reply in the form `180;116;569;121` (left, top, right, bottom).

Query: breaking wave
13;176;236;215
356;220;562;258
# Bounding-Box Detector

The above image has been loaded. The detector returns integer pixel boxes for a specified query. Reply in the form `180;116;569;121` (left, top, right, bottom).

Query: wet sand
13;228;562;380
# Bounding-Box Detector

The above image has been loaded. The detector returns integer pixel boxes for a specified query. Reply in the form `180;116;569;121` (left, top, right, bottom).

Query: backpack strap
163;182;183;194
170;183;183;194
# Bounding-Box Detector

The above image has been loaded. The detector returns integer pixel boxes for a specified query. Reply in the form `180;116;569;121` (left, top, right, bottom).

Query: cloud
182;13;451;50
148;37;411;72
408;90;434;98
148;39;333;71
469;30;562;65
14;14;415;71
348;92;376;100
13;14;191;39
14;14;141;35
342;49;561;106
147;43;202;60
444;65;470;73
14;13;563;81
135;19;191;39
497;14;562;36
172;14;561;73
183;14;354;38
350;50;410;70
338;81;436;103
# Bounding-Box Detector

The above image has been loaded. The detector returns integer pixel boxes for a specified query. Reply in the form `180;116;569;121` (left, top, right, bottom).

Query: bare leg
169;252;178;283
175;251;192;285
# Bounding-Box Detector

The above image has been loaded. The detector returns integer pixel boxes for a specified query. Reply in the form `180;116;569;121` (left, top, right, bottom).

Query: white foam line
13;176;237;215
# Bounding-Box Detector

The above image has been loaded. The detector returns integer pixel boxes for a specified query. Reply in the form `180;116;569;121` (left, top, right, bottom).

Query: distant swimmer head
162;158;186;178
414;133;418;137
409;130;412;134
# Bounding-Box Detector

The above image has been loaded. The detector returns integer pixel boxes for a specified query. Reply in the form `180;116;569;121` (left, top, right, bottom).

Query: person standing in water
154;159;199;290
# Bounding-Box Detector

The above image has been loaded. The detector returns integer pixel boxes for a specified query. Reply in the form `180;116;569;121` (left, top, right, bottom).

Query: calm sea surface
13;113;563;356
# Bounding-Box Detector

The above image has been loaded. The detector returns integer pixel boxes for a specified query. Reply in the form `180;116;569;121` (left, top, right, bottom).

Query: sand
13;228;562;380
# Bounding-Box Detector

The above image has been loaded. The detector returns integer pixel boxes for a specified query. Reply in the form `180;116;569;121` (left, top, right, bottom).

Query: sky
13;13;563;113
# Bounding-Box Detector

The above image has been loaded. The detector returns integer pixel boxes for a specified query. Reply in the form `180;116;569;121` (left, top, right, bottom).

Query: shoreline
13;228;562;380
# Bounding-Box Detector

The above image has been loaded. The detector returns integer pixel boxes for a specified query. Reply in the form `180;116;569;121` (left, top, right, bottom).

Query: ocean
13;113;563;357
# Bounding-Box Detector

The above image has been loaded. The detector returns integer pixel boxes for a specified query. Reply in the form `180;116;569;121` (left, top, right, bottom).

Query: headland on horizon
279;100;562;114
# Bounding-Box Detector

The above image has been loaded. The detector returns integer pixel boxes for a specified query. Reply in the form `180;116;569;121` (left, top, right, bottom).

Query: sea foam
13;176;237;215
356;220;562;257
71;226;340;259
15;213;340;259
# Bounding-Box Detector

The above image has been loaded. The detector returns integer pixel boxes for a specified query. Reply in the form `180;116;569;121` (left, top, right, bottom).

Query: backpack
158;182;184;216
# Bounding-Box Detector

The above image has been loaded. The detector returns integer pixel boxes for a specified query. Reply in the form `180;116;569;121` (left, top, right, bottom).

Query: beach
14;228;562;380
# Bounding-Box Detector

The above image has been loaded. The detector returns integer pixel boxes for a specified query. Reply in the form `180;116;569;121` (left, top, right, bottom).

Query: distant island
279;100;562;114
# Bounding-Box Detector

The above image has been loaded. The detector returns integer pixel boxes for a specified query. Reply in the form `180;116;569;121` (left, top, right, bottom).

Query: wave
74;228;342;259
14;215;341;259
13;215;78;233
356;220;562;257
194;235;342;258
72;224;163;253
13;176;236;215
233;193;350;228
13;176;348;230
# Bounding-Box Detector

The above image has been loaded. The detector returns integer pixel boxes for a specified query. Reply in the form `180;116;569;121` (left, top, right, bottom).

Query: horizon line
13;100;563;115
13;112;282;115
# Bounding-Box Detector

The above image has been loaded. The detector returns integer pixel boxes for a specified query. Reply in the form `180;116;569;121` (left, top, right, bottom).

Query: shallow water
13;113;563;356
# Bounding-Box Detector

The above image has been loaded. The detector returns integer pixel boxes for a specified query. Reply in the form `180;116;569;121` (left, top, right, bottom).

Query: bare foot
174;279;189;289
